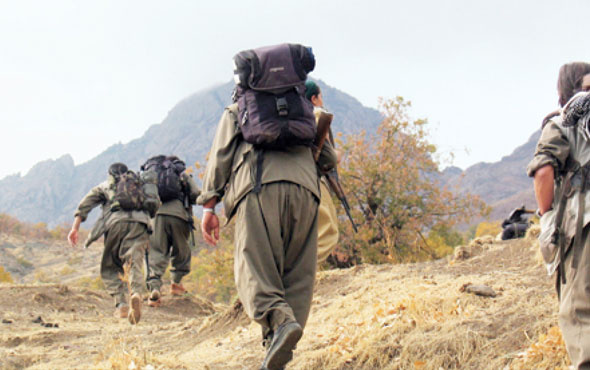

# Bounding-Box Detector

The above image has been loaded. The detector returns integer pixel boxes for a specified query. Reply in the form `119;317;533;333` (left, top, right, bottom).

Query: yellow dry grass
177;237;567;369
0;234;570;369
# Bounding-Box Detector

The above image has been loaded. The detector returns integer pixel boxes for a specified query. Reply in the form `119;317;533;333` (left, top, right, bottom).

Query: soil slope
0;233;568;369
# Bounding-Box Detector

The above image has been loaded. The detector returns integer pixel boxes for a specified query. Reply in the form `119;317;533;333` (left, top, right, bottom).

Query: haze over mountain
0;80;383;226
443;130;540;221
0;78;540;227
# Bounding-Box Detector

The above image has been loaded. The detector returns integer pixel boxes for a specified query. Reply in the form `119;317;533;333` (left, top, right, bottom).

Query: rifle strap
571;164;590;279
553;161;578;285
145;248;152;290
252;149;264;194
552;158;590;284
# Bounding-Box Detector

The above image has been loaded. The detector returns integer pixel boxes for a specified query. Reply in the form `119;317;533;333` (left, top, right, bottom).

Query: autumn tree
332;97;488;265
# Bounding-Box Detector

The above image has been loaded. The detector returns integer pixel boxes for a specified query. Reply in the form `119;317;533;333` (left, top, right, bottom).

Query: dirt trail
0;234;567;369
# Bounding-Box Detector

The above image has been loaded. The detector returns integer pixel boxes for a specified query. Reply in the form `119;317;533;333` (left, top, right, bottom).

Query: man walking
144;155;200;306
199;44;335;369
67;163;158;324
305;80;340;264
529;62;590;368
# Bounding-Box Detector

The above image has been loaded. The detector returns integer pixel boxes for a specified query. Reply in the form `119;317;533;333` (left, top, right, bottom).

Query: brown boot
148;289;161;307
170;283;186;296
114;304;129;319
128;293;142;325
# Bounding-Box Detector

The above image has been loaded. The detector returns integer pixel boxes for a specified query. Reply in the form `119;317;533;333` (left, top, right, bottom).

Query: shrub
0;266;13;283
333;97;488;266
475;221;502;238
184;217;235;303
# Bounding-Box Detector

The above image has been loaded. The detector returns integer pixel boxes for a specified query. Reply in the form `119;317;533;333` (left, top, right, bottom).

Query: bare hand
67;228;78;247
201;212;220;246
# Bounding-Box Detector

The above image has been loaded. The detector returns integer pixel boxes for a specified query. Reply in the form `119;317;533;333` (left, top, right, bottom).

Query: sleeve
74;183;108;222
181;172;201;205
317;136;338;173
526;120;570;177
197;107;242;205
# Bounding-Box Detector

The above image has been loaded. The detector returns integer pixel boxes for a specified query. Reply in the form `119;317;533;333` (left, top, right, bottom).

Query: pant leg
147;215;170;291
281;184;318;330
117;222;149;296
101;223;130;306
317;180;339;264
167;216;192;284
558;224;590;369
234;182;318;336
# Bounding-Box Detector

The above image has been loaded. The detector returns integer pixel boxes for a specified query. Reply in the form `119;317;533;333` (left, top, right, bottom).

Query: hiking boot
260;322;302;370
128;293;142;325
114;304;129;319
170;283;186;296
148;289;161;307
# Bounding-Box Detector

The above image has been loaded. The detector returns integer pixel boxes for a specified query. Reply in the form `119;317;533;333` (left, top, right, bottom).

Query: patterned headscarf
557;62;590;107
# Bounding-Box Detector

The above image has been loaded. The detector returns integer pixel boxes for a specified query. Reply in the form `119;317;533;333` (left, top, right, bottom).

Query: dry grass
0;233;570;369
93;337;188;370
510;326;569;369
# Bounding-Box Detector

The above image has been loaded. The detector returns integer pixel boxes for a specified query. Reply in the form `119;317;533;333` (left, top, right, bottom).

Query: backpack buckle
276;97;289;117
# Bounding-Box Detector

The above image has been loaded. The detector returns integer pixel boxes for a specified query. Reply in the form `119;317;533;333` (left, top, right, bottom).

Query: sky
1;0;589;179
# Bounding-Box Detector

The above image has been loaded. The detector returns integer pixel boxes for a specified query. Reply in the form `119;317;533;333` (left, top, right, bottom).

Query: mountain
0;80;383;226
444;130;541;221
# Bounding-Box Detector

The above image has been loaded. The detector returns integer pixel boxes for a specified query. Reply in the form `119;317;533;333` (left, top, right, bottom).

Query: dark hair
108;162;128;176
305;80;321;101
557;62;590;107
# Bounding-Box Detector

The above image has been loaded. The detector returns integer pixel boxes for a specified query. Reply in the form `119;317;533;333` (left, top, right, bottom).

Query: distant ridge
443;130;540;221
0;80;383;226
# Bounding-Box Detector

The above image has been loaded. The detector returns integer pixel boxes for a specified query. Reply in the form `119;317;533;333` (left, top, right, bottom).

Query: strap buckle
276;97;289;117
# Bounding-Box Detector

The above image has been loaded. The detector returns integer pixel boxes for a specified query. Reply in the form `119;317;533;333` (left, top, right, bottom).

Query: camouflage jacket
198;103;334;219
75;179;151;247
156;172;201;221
527;114;590;252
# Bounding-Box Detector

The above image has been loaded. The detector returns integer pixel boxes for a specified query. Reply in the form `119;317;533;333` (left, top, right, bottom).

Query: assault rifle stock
313;110;334;161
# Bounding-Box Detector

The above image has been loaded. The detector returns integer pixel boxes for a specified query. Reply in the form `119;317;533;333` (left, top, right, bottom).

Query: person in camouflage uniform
146;165;200;306
67;163;154;324
305;80;340;265
528;62;590;368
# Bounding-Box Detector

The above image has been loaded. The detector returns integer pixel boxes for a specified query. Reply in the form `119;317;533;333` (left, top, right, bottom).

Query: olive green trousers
147;215;192;291
101;221;149;306
234;182;318;340
559;224;590;369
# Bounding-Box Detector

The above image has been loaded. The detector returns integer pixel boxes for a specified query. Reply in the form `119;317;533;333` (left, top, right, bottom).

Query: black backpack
233;43;317;149
111;170;144;211
141;155;186;202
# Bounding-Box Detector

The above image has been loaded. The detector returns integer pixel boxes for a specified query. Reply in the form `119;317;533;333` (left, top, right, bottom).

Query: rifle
145;248;152;290
324;168;358;233
183;179;196;249
312;109;357;233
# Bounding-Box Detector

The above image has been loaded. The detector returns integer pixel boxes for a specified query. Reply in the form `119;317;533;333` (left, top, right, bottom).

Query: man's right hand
68;216;82;247
201;212;220;246
67;228;78;247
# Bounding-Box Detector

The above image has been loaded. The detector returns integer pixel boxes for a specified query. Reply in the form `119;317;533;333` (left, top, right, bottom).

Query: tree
333;97;488;265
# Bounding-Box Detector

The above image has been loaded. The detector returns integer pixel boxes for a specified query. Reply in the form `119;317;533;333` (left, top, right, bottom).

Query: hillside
0;80;382;227
0;232;569;369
